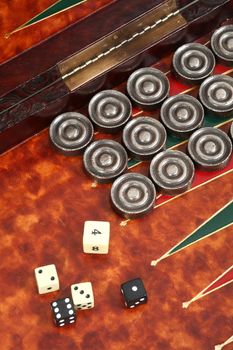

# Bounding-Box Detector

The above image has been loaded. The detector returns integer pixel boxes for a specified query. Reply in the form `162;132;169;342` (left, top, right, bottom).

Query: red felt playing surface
0;2;232;350
204;267;233;295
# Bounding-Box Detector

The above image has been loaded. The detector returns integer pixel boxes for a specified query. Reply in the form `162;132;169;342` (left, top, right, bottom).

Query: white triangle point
182;301;190;309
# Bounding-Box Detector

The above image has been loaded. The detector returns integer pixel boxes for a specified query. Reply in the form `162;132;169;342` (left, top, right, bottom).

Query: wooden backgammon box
0;1;233;349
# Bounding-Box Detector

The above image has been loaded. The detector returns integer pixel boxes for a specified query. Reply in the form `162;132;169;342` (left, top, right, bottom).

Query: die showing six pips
43;21;232;327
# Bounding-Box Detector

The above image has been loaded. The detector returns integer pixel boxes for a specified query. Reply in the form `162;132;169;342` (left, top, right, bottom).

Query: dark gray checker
49;112;93;155
211;25;233;66
110;173;156;219
160;94;204;139
199;75;233;117
150;150;195;195
51;297;76;327
123;117;167;160
173;43;215;84
121;278;147;309
88;90;132;133
188;127;232;171
83;140;128;183
127;68;170;109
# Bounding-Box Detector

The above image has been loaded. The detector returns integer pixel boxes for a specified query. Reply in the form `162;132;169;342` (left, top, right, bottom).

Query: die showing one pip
121;278;147;308
83;221;110;254
34;264;59;294
71;282;94;310
51;297;76;327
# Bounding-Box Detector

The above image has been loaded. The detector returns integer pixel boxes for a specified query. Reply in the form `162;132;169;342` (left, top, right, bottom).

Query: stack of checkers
49;24;233;220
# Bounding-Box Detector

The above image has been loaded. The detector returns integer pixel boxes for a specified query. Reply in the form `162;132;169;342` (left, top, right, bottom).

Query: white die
83;221;110;254
34;264;59;294
71;282;94;310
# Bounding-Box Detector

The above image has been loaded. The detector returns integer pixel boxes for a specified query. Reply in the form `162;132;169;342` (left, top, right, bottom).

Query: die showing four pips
44;21;233;329
34;221;147;327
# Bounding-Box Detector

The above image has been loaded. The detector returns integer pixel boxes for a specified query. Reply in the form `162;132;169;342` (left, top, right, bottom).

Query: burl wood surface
0;1;232;349
0;0;115;64
0;126;232;350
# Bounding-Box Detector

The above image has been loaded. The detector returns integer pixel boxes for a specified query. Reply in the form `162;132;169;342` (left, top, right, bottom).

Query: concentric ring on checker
160;94;204;139
123;117;167;160
211;25;233;66
49;112;94;155
199;75;233;116
127;68;170;109
110;173;156;219
88;90;132;133
83;140;128;183
173;43;215;84
150;150;195;195
188;127;232;171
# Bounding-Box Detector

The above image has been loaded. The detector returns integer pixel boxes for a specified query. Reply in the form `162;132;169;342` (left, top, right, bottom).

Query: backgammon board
0;1;232;349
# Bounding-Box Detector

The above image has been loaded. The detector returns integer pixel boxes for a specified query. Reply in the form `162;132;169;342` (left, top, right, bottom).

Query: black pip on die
83;221;110;254
121;278;147;308
34;264;59;294
71;282;94;310
51;297;76;327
